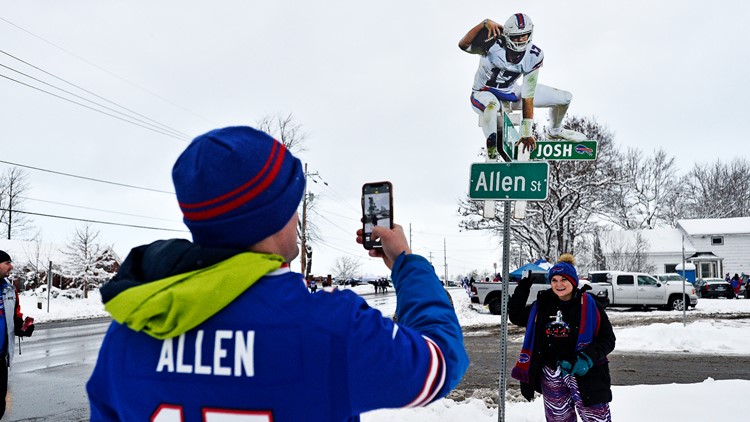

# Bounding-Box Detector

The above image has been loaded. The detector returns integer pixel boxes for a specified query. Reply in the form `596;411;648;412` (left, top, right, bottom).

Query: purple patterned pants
541;365;612;422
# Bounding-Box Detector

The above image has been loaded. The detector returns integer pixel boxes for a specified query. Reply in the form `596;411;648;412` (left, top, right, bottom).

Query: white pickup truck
470;271;611;315
588;271;698;311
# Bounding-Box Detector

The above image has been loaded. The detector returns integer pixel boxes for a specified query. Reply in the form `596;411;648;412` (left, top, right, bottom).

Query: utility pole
299;163;327;278
443;238;448;286
300;163;309;277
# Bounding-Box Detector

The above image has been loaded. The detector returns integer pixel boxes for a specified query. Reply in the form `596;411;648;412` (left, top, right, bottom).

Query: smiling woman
508;253;616;421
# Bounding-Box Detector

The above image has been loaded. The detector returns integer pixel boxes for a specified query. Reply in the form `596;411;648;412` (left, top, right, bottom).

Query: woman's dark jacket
509;282;616;406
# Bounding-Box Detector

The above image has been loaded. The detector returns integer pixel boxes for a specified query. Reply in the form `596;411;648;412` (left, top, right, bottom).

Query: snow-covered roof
678;217;750;236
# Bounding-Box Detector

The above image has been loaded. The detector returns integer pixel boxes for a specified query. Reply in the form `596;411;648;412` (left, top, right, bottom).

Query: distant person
730;273;741;297
0;250;35;419
509;254;615;421
87;126;468;421
309;278;317;293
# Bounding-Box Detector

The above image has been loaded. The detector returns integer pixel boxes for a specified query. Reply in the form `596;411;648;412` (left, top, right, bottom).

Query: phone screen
362;181;393;249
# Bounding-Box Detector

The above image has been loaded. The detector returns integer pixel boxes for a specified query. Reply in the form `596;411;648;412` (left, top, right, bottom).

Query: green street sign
527;140;598;160
501;113;518;161
469;162;549;200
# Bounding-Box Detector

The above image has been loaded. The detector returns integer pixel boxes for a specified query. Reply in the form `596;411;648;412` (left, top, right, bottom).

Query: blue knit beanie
548;254;579;287
172;126;305;249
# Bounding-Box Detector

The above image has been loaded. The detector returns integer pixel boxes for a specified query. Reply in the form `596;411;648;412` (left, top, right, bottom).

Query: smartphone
361;181;393;249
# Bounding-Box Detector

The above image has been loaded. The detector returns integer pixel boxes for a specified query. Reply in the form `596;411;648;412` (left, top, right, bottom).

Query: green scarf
105;252;284;339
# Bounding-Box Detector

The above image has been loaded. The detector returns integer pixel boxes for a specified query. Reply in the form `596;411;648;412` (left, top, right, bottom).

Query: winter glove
559;352;593;377
518;277;533;289
18;324;34;337
15;317;35;337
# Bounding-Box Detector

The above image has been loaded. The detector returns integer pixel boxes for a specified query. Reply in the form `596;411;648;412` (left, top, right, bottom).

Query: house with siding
677;217;750;278
598;217;750;279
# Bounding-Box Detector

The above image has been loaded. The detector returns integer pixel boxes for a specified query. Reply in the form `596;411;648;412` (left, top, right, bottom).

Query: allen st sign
469;162;549;201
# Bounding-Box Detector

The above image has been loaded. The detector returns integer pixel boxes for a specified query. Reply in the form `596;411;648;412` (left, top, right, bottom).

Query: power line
0;15;217;126
0;159;174;194
0;49;191;140
0;71;188;142
1;208;188;233
21;196;180;223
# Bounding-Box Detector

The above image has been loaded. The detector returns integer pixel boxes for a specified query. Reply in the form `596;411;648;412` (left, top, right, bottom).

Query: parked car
694;278;735;299
589;271;698;310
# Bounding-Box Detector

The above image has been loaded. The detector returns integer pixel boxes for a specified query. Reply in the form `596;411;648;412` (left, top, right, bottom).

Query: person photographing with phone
87;126;468;421
0;250;35;419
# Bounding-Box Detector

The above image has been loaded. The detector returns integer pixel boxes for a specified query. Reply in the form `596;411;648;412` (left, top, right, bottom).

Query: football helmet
503;13;534;52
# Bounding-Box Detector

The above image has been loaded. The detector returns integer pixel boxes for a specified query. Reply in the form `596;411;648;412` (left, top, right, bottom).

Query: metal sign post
497;200;511;422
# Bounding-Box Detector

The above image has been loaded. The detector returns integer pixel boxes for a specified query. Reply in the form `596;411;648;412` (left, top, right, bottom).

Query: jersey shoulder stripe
404;335;446;408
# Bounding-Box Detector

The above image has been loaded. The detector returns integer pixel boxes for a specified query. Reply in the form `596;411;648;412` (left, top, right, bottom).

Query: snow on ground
18;286;750;421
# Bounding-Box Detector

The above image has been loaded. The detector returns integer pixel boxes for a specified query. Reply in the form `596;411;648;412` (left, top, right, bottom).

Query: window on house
711;236;724;245
665;264;677;273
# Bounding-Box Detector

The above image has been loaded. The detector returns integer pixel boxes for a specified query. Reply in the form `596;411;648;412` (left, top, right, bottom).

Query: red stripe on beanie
179;141;286;221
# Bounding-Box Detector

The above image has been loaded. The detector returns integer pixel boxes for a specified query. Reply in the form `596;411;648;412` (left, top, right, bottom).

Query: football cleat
547;128;587;142
486;133;498;159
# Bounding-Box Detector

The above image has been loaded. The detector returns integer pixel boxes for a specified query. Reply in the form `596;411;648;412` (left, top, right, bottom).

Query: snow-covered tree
61;224;118;298
332;256;362;280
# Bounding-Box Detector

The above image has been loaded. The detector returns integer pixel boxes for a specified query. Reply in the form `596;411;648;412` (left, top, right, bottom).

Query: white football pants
470;84;573;140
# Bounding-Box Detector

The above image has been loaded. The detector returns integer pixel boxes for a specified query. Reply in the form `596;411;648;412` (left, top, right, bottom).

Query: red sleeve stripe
404;336;446;408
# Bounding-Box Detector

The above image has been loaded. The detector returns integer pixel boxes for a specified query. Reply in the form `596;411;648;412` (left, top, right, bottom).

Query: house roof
678;217;750;236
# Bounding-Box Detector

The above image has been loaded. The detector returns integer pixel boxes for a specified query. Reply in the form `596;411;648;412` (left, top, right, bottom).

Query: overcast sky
1;1;748;278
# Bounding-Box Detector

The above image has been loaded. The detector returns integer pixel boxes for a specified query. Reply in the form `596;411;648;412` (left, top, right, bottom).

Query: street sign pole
498;201;511;422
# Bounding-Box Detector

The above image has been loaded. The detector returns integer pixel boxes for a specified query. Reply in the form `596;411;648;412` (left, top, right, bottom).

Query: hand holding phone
361;181;393;249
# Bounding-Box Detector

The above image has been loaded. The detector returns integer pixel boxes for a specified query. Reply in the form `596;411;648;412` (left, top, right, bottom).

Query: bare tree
332;256;362;280
256;112;308;154
21;232;55;290
0;167;33;239
61;224;117;298
600;147;681;229
681;158;750;219
599;229;655;273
